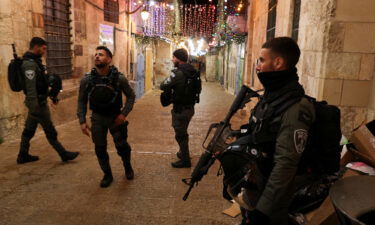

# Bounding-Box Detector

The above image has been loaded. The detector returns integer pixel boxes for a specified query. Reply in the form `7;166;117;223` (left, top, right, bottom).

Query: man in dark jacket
160;49;198;168
77;46;136;188
234;37;316;225
17;37;79;164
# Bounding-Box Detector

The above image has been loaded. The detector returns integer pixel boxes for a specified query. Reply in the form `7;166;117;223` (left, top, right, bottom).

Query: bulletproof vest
220;91;304;207
244;87;305;176
86;68;122;116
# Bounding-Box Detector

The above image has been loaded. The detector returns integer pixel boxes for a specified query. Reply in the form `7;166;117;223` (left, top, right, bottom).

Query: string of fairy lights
180;4;216;37
132;0;175;37
133;0;247;47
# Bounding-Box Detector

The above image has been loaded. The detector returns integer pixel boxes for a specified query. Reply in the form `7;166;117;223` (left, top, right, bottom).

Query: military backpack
7;44;24;92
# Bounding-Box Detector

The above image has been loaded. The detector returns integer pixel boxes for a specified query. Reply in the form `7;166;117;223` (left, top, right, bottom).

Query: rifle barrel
223;85;251;123
12;44;17;59
183;183;194;201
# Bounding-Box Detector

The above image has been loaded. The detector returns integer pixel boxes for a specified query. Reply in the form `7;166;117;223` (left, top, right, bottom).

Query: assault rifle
182;85;261;200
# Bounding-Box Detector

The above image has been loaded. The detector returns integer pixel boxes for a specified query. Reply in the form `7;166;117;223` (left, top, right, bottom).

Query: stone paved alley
0;82;247;225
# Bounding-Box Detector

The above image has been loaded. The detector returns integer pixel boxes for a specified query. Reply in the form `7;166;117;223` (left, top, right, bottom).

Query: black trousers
171;106;194;162
19;104;66;156
91;112;132;175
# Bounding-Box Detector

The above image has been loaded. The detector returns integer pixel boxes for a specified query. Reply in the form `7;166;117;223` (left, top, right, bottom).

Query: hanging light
141;9;150;21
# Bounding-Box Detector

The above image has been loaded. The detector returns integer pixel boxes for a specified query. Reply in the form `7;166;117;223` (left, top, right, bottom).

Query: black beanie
173;48;188;62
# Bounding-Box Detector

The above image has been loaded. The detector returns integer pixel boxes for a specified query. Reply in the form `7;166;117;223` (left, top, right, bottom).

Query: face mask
96;63;107;68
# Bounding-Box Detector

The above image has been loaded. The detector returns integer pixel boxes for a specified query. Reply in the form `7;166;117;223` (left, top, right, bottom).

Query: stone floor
0;82;248;225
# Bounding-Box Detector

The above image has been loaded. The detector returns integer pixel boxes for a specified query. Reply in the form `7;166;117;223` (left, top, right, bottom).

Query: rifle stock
182;85;260;200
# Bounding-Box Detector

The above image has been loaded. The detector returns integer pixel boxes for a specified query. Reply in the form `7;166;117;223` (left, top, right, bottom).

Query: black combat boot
17;135;38;164
171;160;191;168
97;156;113;188
173;137;191;168
122;150;134;180
100;173;113;188
17;154;39;164
60;151;80;162
176;151;192;160
125;164;134;180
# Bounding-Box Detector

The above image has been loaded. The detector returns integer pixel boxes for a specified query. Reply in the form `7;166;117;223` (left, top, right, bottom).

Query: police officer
77;46;135;188
237;37;315;225
17;37;79;164
160;49;198;168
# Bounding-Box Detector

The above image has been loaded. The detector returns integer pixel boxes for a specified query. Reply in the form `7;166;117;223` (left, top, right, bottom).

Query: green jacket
249;97;315;224
160;63;197;106
21;52;49;114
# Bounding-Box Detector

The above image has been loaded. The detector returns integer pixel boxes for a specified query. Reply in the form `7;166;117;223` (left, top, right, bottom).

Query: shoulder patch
25;70;35;80
294;129;308;154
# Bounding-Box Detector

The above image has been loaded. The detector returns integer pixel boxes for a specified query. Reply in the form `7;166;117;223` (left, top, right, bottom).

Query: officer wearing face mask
17;37;79;164
77;46;135;188
235;37;316;225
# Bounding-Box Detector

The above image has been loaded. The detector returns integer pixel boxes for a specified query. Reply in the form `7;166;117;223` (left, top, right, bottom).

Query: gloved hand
247;209;270;225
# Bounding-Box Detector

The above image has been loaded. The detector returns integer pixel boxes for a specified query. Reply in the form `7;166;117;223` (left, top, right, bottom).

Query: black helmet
47;73;62;98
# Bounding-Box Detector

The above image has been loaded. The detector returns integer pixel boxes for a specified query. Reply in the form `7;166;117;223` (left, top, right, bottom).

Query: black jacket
160;63;197;106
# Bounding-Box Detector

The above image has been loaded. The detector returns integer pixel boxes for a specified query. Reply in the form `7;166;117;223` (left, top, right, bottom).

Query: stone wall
245;0;269;90
154;40;172;86
298;0;375;136
206;54;218;82
331;0;375;133
72;0;132;79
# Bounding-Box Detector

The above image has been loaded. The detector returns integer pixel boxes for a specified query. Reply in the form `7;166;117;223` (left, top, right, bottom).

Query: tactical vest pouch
87;71;122;116
184;71;202;104
160;90;172;107
47;73;62;98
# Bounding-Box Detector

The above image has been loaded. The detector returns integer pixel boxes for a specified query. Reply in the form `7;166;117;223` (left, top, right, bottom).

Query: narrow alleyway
0;82;246;225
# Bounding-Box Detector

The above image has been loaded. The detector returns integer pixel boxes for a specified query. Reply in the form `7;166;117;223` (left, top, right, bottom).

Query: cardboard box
350;120;375;166
306;169;360;225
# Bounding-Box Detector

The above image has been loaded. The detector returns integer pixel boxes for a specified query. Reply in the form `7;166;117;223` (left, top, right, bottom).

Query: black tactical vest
86;67;123;116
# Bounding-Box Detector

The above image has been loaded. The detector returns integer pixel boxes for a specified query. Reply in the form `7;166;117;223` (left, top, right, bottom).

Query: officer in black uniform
160;49;198;168
77;46;135;188
235;37;316;225
17;37;79;164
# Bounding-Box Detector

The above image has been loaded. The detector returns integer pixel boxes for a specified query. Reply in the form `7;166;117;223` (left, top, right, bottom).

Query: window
291;0;301;41
44;0;72;79
104;0;119;24
266;0;277;41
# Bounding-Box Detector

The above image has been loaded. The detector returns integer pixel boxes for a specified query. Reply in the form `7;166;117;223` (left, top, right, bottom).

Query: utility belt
173;104;194;113
91;106;121;117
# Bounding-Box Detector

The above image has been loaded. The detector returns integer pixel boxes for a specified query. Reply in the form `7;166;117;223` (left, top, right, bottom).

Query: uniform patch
25;70;35;80
171;72;176;78
294;129;308;154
